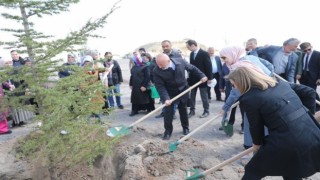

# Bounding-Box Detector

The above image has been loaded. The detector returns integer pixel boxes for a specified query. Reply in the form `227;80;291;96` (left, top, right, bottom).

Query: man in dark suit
153;54;207;140
296;42;320;89
296;42;320;111
186;40;213;118
154;40;182;119
256;38;300;83
207;47;223;101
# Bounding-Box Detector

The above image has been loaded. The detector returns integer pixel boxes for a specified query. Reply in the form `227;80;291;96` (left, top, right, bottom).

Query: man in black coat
186;40;213;118
296;42;320;90
154;40;182;119
154;54;207;140
296;42;320;111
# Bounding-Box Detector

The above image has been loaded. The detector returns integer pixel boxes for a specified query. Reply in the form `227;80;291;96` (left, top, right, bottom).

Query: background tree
0;0;121;178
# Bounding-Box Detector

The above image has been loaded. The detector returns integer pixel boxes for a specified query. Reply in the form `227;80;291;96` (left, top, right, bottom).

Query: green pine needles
0;0;122;177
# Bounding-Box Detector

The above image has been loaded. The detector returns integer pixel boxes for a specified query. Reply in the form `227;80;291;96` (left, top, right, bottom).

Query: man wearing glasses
296;42;320;111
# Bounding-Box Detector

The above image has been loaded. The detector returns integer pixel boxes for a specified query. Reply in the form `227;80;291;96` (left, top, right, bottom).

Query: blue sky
1;0;319;59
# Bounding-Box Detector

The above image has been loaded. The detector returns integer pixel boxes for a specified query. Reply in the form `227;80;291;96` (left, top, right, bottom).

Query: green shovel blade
185;169;204;180
106;125;131;137
169;141;180;152
221;112;233;137
223;124;234;137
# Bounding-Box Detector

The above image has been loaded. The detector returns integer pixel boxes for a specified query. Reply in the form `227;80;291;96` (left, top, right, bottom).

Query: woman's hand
252;144;261;153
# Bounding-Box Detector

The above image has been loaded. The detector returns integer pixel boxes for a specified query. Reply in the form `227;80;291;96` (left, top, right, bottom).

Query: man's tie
193;52;197;60
304;54;309;71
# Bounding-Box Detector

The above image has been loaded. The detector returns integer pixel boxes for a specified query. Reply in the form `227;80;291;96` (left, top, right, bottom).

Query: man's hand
140;86;146;92
201;77;208;83
165;100;172;106
296;74;301;80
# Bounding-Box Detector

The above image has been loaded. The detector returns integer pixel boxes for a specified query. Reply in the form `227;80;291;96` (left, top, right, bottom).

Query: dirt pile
0;125;244;180
113;127;244;180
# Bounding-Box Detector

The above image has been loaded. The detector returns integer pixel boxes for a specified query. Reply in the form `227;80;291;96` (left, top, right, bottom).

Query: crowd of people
1;37;320;179
128;38;320;179
0;50;36;135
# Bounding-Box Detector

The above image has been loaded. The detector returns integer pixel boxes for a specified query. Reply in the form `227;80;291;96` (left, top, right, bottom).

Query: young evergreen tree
0;0;121;177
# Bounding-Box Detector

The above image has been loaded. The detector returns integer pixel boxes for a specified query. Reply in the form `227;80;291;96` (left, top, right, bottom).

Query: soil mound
113;126;244;180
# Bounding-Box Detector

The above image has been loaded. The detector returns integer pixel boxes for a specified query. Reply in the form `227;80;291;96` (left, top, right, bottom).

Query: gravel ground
1;58;320;179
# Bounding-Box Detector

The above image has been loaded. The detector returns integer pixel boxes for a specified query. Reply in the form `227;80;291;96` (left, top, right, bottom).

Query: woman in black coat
228;66;320;180
129;61;151;116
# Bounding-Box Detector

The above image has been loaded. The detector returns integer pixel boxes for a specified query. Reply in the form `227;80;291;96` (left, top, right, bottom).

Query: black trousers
163;100;188;134
300;71;320;111
227;106;237;125
190;86;209;113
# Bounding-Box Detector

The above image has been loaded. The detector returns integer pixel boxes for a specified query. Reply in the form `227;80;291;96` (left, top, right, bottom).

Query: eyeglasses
220;56;226;60
303;48;312;52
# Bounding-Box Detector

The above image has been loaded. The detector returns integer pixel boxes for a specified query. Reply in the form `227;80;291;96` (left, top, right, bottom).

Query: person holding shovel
153;54;207;140
220;46;274;149
228;66;320;180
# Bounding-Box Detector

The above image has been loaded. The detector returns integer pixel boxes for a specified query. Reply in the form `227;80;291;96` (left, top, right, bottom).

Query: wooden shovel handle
129;81;203;128
178;113;223;143
177;101;239;144
202;147;255;176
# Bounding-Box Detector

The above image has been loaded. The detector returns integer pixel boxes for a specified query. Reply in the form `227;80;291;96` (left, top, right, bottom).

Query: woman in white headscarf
219;46;274;149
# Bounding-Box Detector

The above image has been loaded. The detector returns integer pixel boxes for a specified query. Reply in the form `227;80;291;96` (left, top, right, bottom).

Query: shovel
106;81;203;137
221;102;240;137
273;73;320;105
169;101;240;152
169;113;223;152
185;147;255;180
